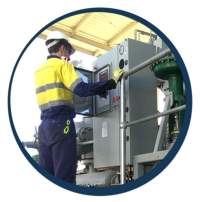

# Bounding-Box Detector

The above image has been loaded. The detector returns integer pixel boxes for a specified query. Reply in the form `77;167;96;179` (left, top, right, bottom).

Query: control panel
94;64;111;115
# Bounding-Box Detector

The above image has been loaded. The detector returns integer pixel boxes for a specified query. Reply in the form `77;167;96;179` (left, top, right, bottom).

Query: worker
35;31;125;184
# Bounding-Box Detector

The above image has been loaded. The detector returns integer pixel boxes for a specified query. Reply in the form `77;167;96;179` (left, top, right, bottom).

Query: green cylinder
168;75;185;131
151;56;185;138
32;155;39;163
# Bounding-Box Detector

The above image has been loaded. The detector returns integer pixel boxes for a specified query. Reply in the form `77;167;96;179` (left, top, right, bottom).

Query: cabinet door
93;64;112;115
74;67;94;116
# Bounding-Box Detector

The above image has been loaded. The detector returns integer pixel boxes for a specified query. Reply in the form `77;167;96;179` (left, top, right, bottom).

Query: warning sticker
102;122;108;137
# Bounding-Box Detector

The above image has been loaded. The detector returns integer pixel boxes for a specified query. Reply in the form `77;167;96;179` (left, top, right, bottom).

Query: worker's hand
112;69;126;84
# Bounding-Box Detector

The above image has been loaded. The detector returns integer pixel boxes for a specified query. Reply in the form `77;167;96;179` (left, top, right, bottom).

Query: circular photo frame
8;8;192;196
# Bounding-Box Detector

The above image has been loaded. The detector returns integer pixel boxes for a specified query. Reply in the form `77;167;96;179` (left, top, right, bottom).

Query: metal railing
119;48;186;184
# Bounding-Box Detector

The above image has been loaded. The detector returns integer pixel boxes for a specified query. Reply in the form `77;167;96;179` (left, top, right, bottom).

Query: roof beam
38;33;47;40
94;50;102;57
44;25;112;52
108;21;139;46
73;45;94;56
71;13;96;37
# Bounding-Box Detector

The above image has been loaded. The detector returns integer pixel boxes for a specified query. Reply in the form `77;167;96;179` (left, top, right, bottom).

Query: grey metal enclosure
92;39;158;169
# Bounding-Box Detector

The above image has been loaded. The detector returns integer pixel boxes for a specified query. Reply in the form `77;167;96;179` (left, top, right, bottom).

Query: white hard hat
45;31;76;55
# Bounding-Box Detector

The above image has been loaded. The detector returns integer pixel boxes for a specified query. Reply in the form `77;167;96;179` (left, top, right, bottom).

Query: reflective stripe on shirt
36;82;69;94
39;99;74;111
69;78;83;92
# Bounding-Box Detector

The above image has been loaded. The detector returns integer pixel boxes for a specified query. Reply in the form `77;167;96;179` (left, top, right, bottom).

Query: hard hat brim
45;30;76;55
70;45;76;55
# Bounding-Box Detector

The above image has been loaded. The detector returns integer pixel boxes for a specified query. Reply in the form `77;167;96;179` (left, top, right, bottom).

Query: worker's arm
60;62;124;98
73;79;116;98
73;69;125;98
92;79;116;94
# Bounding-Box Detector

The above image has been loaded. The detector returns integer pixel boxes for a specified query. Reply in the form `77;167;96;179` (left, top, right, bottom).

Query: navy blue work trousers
38;117;76;184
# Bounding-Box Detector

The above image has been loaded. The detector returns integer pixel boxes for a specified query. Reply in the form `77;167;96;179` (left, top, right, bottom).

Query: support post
154;92;173;152
120;77;126;184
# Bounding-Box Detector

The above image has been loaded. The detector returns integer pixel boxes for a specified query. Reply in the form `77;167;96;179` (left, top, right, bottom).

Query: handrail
121;105;186;129
123;48;172;79
119;48;172;184
77;140;93;145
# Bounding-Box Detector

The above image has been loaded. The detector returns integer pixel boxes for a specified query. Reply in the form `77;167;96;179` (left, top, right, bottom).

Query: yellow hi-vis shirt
35;57;83;111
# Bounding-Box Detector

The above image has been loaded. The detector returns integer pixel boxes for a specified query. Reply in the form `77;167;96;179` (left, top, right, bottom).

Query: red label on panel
113;96;119;103
94;63;98;70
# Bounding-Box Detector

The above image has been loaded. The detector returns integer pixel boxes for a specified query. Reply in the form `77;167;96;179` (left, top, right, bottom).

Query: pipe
137;30;157;39
183;82;186;98
138;33;141;41
76;140;93;145
22;139;93;148
119;48;172;184
122;105;186;129
134;29;138;40
120;77;126;184
123;48;172;79
21;141;38;149
157;78;167;83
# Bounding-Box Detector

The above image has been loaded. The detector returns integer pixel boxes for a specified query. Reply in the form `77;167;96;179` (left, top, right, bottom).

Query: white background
1;1;199;201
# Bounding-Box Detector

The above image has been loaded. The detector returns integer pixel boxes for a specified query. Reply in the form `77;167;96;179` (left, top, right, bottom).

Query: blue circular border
8;8;192;196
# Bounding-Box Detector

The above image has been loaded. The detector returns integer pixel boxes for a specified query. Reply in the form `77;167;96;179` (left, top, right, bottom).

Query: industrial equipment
22;37;186;187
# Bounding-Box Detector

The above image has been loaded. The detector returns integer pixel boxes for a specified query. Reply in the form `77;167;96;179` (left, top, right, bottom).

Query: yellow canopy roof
39;12;156;57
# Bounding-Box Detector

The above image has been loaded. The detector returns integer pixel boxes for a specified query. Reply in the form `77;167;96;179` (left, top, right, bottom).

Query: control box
92;39;158;168
93;64;111;115
74;38;158;169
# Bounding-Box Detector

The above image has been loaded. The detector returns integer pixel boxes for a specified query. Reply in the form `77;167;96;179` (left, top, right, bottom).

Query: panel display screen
73;68;93;116
99;69;108;98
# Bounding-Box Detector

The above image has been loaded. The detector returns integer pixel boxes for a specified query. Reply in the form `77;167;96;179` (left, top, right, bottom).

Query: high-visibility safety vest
35;57;82;112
